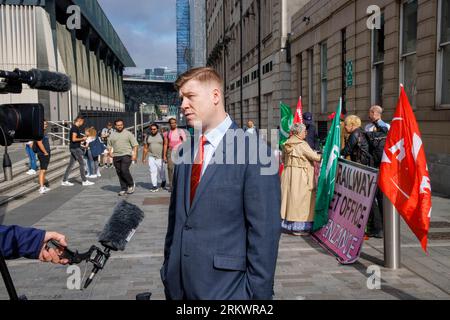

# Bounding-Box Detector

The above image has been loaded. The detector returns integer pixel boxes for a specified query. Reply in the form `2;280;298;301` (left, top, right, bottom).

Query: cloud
97;0;176;73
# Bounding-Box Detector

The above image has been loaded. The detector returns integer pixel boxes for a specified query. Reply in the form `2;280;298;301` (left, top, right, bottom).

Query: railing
47;121;70;146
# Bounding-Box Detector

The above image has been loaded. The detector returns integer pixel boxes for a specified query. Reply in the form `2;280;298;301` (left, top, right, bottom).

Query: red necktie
190;135;207;205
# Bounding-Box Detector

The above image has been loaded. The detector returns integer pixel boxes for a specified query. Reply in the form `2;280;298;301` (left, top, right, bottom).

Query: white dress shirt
194;115;233;176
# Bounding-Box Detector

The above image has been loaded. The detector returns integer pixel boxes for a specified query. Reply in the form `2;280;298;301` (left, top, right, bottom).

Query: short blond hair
370;105;383;114
174;67;223;91
87;127;97;137
345;115;362;128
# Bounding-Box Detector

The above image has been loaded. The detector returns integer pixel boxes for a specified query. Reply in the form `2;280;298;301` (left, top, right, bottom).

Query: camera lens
0;103;44;145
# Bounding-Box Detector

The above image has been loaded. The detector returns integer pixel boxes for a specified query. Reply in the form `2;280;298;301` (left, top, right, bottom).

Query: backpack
90;137;107;158
363;131;387;168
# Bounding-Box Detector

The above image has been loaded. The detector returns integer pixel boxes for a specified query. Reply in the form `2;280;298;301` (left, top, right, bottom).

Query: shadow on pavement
299;234;420;300
136;182;153;190
101;185;122;193
360;252;385;267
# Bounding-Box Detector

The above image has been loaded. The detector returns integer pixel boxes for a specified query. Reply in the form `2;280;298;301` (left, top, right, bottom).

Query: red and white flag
293;96;304;124
378;85;432;252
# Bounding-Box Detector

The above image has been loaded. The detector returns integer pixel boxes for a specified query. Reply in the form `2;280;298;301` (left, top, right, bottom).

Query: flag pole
383;196;401;269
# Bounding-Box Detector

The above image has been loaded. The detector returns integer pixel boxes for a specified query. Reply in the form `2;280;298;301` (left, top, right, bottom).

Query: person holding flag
280;123;322;235
378;85;431;252
279;102;295;176
313;99;342;231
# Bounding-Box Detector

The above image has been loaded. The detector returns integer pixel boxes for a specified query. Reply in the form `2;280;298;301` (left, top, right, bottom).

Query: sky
97;0;177;75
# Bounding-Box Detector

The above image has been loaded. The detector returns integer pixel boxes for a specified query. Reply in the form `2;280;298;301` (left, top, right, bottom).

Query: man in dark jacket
0;225;68;263
303;112;319;150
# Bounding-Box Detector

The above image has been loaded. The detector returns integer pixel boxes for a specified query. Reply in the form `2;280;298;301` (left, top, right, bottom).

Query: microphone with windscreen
83;201;145;288
0;68;71;92
48;201;144;289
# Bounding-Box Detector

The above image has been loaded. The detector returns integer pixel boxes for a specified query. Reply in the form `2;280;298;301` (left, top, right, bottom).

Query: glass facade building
176;0;190;75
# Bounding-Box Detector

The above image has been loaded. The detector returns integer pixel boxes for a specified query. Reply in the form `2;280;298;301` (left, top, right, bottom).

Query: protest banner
312;158;378;264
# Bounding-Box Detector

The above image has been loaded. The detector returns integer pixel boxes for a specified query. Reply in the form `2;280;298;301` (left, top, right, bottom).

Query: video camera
0;68;71;180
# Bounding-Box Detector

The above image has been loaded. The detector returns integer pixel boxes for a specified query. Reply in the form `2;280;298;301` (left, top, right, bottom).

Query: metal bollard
383;196;401;269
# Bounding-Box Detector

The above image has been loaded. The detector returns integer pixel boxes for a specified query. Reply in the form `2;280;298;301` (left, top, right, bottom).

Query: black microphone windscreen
29;69;72;92
98;200;145;251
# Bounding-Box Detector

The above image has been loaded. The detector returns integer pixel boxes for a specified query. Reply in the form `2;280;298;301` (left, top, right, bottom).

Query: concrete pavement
0;160;449;300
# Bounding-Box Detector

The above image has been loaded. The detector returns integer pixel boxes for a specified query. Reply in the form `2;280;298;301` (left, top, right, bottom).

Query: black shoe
161;181;166;189
150;187;159;193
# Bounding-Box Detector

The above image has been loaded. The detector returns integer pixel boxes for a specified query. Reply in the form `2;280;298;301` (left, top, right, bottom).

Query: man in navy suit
160;67;281;300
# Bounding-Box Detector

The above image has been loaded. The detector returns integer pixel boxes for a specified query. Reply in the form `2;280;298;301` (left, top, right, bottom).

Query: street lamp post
140;103;146;142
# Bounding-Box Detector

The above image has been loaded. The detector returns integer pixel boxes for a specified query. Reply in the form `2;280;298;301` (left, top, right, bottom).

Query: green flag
313;98;342;231
279;102;294;149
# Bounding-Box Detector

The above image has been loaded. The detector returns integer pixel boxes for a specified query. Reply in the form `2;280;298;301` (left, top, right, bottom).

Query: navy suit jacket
161;122;281;300
0;225;45;259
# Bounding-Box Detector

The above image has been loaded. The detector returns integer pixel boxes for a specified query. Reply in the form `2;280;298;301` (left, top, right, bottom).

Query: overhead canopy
1;0;136;67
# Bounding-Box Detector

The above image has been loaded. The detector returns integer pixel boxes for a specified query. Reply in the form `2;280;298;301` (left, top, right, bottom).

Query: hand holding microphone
48;201;145;289
39;232;69;265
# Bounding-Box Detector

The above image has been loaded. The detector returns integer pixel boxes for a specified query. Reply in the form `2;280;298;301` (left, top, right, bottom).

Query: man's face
115;121;124;132
247;121;254;128
179;79;220;129
76;119;84;127
150;126;158;135
369;109;381;122
107;123;112;129
169;120;177;130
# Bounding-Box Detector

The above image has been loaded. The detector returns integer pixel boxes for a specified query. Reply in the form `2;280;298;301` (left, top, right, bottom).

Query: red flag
378;85;432;252
293;96;304;124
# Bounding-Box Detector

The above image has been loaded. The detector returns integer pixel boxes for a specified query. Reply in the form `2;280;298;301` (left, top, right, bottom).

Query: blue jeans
25;145;37;170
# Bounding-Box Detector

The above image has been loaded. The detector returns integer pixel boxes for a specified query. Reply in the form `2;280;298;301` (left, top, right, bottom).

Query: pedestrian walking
163;118;186;191
25;141;38;175
61;116;95;187
100;122;115;168
107;119;139;196
142;123;166;192
35;120;51;194
85;127;102;178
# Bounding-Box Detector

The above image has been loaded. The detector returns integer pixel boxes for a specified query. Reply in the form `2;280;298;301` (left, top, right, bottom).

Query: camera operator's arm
0;225;67;264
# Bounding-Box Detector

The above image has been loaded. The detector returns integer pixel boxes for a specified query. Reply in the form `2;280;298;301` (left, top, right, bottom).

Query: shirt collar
203;115;232;148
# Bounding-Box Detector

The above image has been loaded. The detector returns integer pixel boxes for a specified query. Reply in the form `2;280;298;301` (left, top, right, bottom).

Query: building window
372;14;385;106
308;48;314;112
320;42;327;114
400;0;418;108
437;0;450;107
297;53;303;97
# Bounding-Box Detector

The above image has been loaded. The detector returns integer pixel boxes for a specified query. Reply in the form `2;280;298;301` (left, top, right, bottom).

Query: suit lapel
184;138;194;215
188;123;238;214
